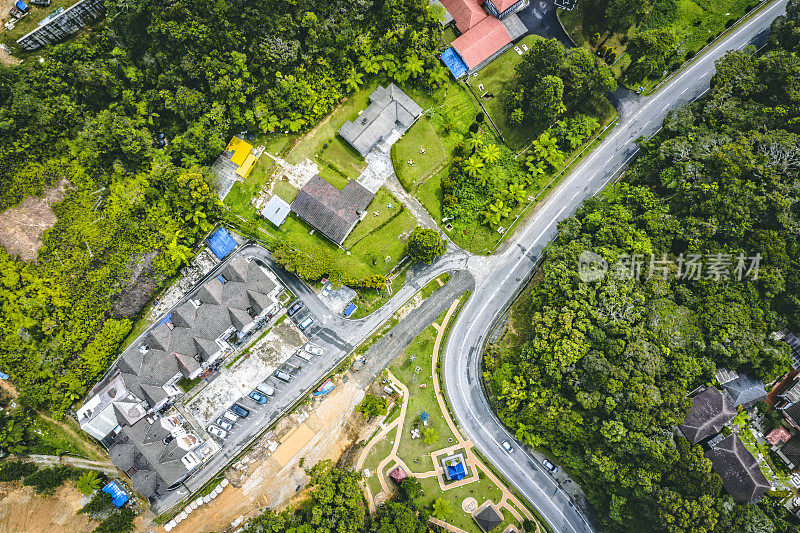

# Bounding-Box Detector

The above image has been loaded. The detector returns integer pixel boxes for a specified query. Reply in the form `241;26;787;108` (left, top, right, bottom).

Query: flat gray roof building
338;84;423;156
260;195;291;227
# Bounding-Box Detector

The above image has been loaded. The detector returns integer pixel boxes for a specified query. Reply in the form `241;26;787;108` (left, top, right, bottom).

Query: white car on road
304;343;323;356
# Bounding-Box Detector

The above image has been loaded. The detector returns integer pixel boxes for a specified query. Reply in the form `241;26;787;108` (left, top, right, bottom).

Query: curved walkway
356;295;536;531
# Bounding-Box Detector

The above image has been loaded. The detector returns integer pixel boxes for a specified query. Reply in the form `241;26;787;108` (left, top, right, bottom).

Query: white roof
260;195;291;227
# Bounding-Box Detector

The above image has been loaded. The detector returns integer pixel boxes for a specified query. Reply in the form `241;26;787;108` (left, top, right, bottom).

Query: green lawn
471;34;543;150
391;324;458;473
28;415;104;460
392;117;448;191
343;189;405;248
284;85;374;180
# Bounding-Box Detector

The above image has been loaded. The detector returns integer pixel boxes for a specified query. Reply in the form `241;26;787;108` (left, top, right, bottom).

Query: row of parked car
205;342;325;440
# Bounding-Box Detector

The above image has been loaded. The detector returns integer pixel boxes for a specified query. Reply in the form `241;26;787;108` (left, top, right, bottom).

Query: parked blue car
249;390;268;404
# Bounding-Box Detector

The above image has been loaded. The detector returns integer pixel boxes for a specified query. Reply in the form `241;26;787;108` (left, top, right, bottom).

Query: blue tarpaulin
314;378;335;396
441;48;468;79
16;0;27;10
343;303;357;318
206;228;237;260
157;313;172;327
102;481;129;508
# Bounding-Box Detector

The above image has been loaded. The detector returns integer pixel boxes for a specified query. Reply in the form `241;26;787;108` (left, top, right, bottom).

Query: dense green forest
487;4;800;532
0;0;445;432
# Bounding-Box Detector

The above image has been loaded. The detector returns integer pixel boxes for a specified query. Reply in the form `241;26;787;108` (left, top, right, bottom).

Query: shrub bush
78;491;114;516
468;122;479;133
94;508;136;533
0;460;37;482
685;50;696;60
725;18;735;28
475;111;484;123
23;466;76;495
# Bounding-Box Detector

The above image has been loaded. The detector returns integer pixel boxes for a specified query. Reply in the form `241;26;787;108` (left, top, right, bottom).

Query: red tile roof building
767;427;792;447
441;0;487;32
451;17;512;70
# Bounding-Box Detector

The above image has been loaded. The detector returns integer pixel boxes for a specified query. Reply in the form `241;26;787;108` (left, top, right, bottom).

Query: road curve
442;2;789;532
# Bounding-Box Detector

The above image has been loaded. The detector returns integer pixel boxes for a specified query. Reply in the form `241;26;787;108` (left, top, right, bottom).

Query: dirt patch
0;178;71;262
0;47;20;66
0;482;98;533
111;251;165;319
166;378;368;533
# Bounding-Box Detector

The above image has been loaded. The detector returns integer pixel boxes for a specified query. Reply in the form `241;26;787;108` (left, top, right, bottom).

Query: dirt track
167;379;370;532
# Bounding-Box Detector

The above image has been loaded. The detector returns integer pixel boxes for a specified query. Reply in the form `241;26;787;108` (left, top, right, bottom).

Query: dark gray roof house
290;175;374;245
679;387;736;444
722;374;767;409
473;502;504;532
704;434;770;503
338;84;423;156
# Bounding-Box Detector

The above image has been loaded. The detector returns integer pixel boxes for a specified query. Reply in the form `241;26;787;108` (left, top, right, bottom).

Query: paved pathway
356;295;534;529
28;455;120;476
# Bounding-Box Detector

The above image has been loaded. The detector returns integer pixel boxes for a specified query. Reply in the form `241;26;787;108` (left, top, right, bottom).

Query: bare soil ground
111;250;164;319
0;178;71;261
0;483;98;533
166;378;371;533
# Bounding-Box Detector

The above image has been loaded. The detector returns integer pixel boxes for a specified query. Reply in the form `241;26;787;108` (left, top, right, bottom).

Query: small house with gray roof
679;386;736;444
722;374;766;409
290;175;374;245
338;84;422;156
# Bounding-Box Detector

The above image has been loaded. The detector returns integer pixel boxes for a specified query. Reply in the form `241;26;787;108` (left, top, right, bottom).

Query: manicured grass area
392;117;448;190
391;324;458;474
471;34;544;150
273;180;299;203
362;425;398;495
284;85;373;180
349;265;409;319
343;189;405;248
416;474;511;533
417;172;444;223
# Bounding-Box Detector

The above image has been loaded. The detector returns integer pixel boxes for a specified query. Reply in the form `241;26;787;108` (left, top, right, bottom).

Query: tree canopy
487;22;800;532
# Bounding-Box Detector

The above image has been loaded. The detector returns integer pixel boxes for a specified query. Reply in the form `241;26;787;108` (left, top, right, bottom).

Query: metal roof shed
206;228;238;260
260;195;291;227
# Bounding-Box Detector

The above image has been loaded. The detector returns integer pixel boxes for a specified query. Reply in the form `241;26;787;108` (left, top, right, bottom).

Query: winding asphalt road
441;2;789;532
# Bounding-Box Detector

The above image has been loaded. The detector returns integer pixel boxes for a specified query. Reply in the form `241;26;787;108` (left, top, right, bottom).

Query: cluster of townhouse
77;253;283;500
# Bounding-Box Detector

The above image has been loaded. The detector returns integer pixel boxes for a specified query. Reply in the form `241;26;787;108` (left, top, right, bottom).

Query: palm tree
345;69;363;92
479;143;501;165
429;66;449;88
506;183;526;206
404;54;425;79
360;56;380;74
482;199;511;227
464;133;483;153
510;108;524;126
463;155;485;178
76;471;101;496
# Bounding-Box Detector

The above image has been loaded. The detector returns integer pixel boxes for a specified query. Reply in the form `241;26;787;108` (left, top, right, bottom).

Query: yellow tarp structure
235;153;256;179
226;137;253;167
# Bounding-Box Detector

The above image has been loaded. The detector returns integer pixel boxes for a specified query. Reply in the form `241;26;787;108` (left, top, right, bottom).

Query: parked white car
207;425;228;439
304;343;323;356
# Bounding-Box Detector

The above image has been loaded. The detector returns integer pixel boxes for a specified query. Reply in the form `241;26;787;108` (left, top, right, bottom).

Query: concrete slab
319;283;356;315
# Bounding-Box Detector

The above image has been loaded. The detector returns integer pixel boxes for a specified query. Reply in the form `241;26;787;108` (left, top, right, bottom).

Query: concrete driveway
515;0;573;47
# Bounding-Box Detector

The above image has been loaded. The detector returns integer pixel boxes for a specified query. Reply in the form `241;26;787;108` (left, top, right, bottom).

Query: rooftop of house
704;434;770;503
766;426;792;447
261;195;291;227
338;84;423;156
679;386;736;444
451;16;511;69
485;0;521;12
290;175;375;245
389;466;408;484
722;374;766;409
474;502;504;532
441;0;487;33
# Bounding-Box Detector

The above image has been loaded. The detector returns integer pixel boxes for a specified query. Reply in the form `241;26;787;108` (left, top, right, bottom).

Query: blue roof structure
314;378;335;396
344;303;357;318
441;48;468;79
156;313;172;327
102;481;129;508
206;227;237;260
447;460;466;481
16;0;27;10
